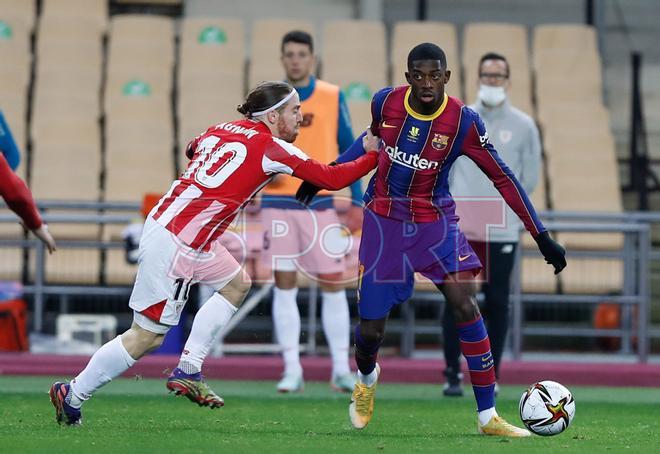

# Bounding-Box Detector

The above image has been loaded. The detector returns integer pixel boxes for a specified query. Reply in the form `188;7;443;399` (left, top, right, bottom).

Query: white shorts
128;217;242;330
260;208;351;275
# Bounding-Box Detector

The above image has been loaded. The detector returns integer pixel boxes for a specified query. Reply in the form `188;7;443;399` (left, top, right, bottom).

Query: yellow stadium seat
463;22;528;63
391;21;461;96
0;0;36;29
40;0;107;31
180;17;244;58
533;24;597;55
109;14;173;45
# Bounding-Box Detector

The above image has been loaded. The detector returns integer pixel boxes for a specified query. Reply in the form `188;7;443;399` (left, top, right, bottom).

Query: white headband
251;89;296;117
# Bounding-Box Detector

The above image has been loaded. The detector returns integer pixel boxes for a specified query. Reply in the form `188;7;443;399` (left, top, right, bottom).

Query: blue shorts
357;210;482;320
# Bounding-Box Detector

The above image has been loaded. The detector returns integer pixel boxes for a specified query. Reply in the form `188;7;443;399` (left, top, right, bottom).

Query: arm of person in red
0;154;56;253
460;108;565;274
265;130;380;191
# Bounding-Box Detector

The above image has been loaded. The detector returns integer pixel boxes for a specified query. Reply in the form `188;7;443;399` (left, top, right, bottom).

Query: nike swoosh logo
381;121;397;129
458;254;471;262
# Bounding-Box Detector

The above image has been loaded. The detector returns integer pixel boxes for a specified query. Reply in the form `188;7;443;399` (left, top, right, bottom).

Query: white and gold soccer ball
519;380;576;436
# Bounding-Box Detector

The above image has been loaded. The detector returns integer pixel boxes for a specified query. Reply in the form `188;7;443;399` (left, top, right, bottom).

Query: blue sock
457;316;496;411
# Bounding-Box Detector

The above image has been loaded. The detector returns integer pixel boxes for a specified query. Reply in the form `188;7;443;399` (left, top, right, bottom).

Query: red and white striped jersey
150;119;378;251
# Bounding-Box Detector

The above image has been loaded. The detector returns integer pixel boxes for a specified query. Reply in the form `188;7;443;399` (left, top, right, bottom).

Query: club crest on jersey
499;129;512;144
431;133;449;150
479;131;489;148
407;126;421;142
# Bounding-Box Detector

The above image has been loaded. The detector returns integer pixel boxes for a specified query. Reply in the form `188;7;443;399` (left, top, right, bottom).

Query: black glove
295;180;321;205
295;161;336;205
535;231;567;275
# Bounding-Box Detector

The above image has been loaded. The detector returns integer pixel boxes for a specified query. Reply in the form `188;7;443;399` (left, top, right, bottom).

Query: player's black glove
535;231;567;275
295;161;336;205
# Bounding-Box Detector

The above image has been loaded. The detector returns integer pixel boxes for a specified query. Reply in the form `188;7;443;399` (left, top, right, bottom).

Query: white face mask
478;84;507;107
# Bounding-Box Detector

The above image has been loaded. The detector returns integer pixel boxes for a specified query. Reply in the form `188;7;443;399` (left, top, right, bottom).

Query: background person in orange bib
261;31;362;393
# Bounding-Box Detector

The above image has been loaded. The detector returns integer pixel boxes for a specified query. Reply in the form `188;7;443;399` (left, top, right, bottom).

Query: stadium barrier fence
0;201;659;362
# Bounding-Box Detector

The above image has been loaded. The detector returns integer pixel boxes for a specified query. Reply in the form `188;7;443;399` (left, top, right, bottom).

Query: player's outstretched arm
296;130;379;204
0;155;56;254
461;111;566;274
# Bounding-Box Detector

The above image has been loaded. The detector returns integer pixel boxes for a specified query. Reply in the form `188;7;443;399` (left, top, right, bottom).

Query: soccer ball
519;380;575;436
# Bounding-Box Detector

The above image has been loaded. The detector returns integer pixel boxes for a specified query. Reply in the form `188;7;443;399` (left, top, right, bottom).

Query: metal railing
0;202;658;361
511;221;650;362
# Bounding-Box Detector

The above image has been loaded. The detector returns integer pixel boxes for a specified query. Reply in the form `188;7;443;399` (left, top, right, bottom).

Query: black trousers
442;240;518;378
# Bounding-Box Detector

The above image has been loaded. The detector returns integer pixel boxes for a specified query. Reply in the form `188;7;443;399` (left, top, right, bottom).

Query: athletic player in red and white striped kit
49;81;380;425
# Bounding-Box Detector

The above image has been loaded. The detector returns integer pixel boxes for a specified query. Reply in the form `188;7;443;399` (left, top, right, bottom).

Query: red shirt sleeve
0;155;42;229
292;152;378;190
460;110;545;238
263;138;378;190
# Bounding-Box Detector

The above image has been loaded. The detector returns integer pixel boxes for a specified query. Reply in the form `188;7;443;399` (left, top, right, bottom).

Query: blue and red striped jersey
363;85;545;237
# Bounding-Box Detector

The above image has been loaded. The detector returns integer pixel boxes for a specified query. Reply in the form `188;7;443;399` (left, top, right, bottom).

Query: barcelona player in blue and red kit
297;43;566;436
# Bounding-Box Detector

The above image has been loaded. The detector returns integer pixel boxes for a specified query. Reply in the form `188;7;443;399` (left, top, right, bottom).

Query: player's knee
220;269;252;307
452;295;480;323
359;325;385;345
123;325;165;358
274;270;297;289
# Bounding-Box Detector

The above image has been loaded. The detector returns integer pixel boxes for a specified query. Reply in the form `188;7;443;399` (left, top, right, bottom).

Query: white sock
478;407;498;426
321;290;351;377
357;368;378;387
272;286;302;376
69;336;136;408
178;293;238;373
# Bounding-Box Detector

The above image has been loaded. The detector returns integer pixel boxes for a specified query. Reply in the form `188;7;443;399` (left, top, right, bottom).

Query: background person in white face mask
442;52;542;396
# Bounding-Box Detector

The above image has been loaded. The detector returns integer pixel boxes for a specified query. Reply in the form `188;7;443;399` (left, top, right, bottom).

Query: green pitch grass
0;376;658;453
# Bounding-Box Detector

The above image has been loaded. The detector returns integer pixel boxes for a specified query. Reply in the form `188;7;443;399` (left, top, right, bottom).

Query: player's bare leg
439;271;530;437
318;272;355;392
51;324;165;425
349;318;385;429
168;269;251;408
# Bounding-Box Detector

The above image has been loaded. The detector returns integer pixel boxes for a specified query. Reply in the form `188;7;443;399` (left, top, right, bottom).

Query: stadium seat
0;14;31;110
104;12;175;190
30;134;103;285
32;7;104;147
40;0;107;32
0;0;36;30
559;258;624;294
109;14;173;45
533;48;601;81
391;21;460;92
249;19;314;88
180;17;245;62
36;41;103;72
323;20;386;139
532;24;597;55
543;128;624;293
463;22;528;62
462;23;532;113
37;15;105;43
536;77;603;107
178;13;245;168
536;104;611;134
519;171;560;293
108;42;175;71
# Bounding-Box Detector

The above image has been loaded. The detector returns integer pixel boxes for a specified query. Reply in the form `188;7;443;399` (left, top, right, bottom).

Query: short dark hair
237;81;294;118
479;52;510;77
407;43;447;71
281;30;313;54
